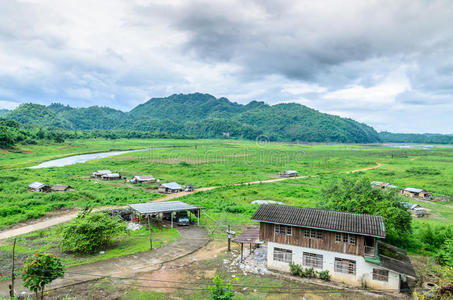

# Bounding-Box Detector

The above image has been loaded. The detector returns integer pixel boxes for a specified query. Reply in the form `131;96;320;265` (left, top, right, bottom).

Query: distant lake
364;144;453;149
29;149;153;169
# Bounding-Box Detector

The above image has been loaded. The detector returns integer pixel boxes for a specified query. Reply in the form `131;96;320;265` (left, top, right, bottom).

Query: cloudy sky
1;0;453;133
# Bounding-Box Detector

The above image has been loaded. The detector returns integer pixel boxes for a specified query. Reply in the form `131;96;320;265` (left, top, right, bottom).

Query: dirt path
0;163;381;241
346;162;382;173
0;226;209;297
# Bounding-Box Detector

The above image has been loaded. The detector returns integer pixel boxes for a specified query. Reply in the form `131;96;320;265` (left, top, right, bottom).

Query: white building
251;204;417;292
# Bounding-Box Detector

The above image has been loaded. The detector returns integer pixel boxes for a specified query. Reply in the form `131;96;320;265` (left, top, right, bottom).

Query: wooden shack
131;175;157;184
401;187;432;199
158;182;183;194
51;184;74;192
102;173;121;181
92;170;112;178
28;182;50;192
280;170;299;177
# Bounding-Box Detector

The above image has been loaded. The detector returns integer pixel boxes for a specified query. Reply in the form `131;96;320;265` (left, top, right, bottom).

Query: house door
364;236;375;257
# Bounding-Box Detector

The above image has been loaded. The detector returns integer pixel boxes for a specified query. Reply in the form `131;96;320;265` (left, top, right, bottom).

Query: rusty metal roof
233;226;262;244
129;201;200;215
251;204;386;238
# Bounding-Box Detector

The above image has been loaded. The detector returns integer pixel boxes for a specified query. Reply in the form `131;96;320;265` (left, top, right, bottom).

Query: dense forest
2;93;381;146
3;93;452;148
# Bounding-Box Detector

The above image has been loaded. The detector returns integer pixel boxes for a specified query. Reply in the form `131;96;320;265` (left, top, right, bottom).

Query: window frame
273;247;293;263
304;229;323;240
334;258;356;275
303;252;323;269
372;269;389;282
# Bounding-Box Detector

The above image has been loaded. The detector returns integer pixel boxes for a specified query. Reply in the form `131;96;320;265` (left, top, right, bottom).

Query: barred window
273;248;292;263
275;225;292;235
334;258;356;275
342;234;349;243
304;229;323;240
349;235;357;245
336;233;356;245
373;269;389;282
303;252;323;269
336;233;342;242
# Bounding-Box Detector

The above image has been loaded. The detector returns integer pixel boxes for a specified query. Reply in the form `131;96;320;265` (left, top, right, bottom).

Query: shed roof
51;184;71;191
129;201;200;215
93;170;111;175
373;242;417;278
252;204;386;238
404;187;424;193
134;175;155;180
161;182;182;190
102;173;120;177
284;170;298;174
29;182;47;189
233;226;262;244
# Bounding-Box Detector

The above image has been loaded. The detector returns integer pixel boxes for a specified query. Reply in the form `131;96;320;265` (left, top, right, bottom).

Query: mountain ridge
3;93;381;143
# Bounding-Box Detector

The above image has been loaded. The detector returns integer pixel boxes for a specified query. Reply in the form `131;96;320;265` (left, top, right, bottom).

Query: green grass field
1;138;452;251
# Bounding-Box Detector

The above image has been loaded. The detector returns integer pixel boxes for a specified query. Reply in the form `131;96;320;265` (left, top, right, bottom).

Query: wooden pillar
171;212;173;228
197;209;200;226
148;216;152;250
240;243;244;261
250;243;252;254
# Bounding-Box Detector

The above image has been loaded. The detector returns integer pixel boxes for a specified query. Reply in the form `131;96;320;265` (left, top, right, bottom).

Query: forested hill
0;109;9;117
3;93;381;143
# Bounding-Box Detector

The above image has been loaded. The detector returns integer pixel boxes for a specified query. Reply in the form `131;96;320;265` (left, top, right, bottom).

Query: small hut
280;170;299;177
102;173;121;181
402;187;432;199
158;182;183;194
51;184;74;192
92;170;112;178
131;175;157;184
29;182;50;192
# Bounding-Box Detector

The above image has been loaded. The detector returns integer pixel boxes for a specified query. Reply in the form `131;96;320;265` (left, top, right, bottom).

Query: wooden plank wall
259;223;365;256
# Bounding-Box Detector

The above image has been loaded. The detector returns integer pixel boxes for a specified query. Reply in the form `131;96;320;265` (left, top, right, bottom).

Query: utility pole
9;238;16;298
148;216;152;250
226;225;235;252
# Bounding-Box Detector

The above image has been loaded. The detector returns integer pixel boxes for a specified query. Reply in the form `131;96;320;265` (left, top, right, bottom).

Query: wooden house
158;182;183;194
251;204;416;291
280;170;299;177
51;184;74;192
28;182;50;192
92;170;112;178
401;187;432;199
102;173;121;181
371;181;397;189
131;175;157;184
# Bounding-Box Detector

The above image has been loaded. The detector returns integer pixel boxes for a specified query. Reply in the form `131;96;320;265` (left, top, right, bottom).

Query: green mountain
0;109;10;117
3;93;381;143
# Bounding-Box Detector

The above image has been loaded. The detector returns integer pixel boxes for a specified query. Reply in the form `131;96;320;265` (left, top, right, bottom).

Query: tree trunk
41;288;44;300
35;290;39;300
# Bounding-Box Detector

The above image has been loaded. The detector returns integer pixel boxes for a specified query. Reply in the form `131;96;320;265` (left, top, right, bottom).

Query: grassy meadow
0;138;452;246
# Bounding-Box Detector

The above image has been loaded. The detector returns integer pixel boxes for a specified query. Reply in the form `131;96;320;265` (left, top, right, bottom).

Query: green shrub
60;212;126;254
406;167;441;176
434;238;453;267
304;267;316;279
210;275;236;300
289;262;303;276
319;270;330;281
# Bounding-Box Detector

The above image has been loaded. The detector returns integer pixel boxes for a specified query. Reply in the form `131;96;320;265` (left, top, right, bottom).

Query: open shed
129;201;201;227
233;226;263;260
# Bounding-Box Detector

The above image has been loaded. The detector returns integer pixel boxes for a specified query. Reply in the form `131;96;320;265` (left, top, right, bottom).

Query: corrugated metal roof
404;187;424;193
29;182;47;189
102;173;120;177
129;201;200;215
284;170;298;174
233;226;262;244
51;184;70;191
93;170;111;175
373;242;417;278
134;175;155;180
161;182;182;190
251;204;386;238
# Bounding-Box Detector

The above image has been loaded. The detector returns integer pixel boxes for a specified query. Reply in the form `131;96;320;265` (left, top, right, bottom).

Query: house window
303;252;323;269
275;225;292;235
336;233;356;245
373;269;389;282
304;229;323;240
273;248;292;263
334;258;356;275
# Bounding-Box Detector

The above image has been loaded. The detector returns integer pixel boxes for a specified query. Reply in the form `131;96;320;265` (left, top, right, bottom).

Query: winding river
29;149;151;169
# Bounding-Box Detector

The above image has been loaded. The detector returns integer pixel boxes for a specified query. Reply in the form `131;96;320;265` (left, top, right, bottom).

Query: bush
304;267;316;279
60;212;126;254
210;275;236;300
319;270;330;281
434;238;453;267
289;262;303;276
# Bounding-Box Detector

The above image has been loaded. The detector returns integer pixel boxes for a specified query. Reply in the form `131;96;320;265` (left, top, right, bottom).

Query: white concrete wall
267;241;400;290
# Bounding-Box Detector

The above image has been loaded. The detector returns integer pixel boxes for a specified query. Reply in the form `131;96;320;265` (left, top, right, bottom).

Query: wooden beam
148;216;152;250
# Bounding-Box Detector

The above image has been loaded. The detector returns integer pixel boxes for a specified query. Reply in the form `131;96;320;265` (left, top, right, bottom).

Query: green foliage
60;212;127;254
434;238;453;267
210;275;236;300
379;131;453;144
406;167;441;176
21;253;64;299
289;262;303;276
3;93;381;143
321;177;412;245
319;270;331;281
416;223;453;252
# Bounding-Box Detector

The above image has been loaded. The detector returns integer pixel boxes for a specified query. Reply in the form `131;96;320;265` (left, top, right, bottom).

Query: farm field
0;138;452;298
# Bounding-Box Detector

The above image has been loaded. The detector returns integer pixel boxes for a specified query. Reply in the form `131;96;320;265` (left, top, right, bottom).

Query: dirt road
0;226;209;297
